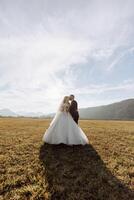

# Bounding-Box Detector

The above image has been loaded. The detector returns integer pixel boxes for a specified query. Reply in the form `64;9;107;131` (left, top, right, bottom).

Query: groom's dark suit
69;100;79;124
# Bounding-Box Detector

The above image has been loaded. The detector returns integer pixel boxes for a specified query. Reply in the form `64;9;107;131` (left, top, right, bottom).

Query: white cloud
74;80;134;95
0;0;134;112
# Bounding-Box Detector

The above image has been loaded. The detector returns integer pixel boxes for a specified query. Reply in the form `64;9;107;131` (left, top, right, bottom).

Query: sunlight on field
0;118;134;200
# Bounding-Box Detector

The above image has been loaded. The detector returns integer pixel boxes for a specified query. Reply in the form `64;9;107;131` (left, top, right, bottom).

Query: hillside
0;108;17;117
0;98;134;120
79;99;134;120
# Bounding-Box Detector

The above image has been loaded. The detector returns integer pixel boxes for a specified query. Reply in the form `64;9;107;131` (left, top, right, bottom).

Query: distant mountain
18;111;44;117
40;113;55;118
79;99;134;120
0;109;53;118
0;98;134;120
0;109;45;117
0;108;17;117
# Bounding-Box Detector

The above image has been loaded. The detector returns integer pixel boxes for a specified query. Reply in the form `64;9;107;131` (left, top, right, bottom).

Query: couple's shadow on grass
39;143;134;200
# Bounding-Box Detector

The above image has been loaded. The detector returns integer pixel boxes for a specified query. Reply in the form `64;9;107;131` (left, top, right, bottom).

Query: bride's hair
57;96;69;112
57;96;70;113
63;96;69;104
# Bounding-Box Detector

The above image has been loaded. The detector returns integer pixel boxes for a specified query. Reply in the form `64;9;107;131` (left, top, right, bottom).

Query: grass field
0;118;134;200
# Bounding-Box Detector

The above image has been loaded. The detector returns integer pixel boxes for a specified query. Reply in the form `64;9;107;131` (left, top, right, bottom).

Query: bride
42;96;89;145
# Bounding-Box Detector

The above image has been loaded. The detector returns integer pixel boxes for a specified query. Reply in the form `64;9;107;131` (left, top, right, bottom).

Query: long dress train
42;111;89;145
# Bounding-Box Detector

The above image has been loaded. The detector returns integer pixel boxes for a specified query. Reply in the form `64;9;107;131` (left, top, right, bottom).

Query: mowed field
0;118;134;200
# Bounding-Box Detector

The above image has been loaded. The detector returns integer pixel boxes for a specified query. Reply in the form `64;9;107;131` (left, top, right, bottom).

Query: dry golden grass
0;117;134;200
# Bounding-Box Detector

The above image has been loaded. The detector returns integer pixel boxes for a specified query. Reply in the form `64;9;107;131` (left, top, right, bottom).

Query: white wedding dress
42;103;89;145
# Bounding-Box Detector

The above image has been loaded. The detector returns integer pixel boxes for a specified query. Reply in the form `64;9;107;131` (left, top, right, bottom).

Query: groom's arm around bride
69;95;79;124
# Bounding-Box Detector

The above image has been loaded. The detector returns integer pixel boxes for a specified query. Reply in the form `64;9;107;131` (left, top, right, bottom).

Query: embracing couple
42;95;89;145
61;94;79;124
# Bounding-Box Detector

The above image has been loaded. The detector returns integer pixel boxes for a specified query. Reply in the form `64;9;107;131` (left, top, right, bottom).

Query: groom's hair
70;94;75;98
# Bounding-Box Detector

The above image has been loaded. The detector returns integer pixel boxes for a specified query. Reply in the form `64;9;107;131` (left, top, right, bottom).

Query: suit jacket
69;100;79;118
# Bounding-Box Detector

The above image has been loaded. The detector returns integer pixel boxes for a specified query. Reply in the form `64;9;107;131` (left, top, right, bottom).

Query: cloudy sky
0;0;134;113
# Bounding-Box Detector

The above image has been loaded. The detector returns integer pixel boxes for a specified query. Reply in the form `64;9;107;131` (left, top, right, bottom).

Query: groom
69;94;79;124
